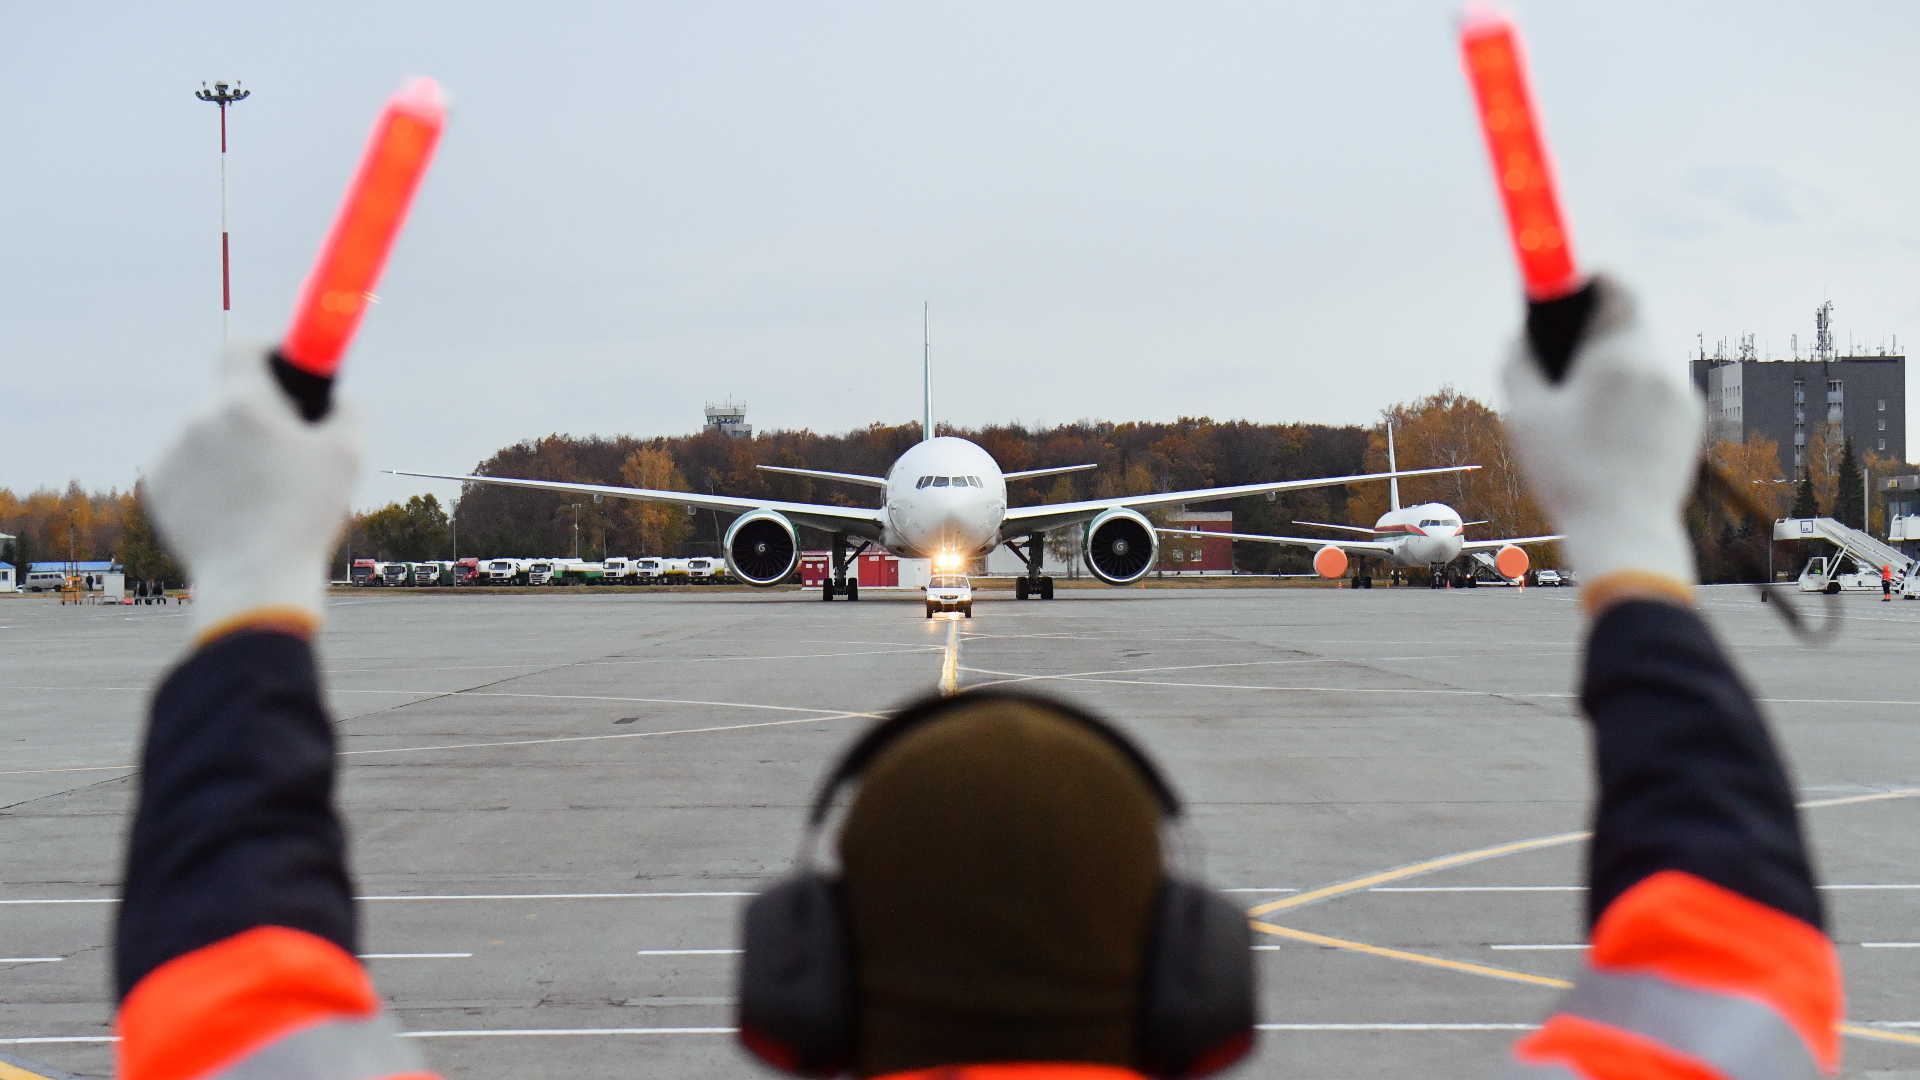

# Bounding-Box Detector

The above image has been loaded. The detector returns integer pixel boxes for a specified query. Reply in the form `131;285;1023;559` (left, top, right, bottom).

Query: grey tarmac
1;584;1916;1078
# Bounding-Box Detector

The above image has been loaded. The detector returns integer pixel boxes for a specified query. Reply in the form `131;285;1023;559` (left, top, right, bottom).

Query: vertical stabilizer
1387;423;1401;512
923;302;934;442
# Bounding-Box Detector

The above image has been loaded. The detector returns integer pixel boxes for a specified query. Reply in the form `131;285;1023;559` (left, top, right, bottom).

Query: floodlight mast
195;80;250;342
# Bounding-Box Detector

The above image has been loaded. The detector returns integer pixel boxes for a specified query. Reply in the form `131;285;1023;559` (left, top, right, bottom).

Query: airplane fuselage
880;437;1009;564
1369;502;1465;568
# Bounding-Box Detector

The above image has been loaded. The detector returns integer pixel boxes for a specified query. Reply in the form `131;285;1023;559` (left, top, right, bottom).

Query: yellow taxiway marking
939;620;961;695
1248;920;1573;989
0;1061;65;1080
1841;1024;1920;1047
1246;832;1591;917
1798;787;1920;809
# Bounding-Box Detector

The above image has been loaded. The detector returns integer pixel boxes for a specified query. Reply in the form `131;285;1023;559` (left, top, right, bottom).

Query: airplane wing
1291;520;1380;536
756;465;886;489
1004;464;1099;482
387;471;887;538
1160;527;1397;555
1460;534;1562;551
1000;465;1477;538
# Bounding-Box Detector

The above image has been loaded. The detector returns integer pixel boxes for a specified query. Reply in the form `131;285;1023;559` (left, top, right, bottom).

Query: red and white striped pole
196;80;250;342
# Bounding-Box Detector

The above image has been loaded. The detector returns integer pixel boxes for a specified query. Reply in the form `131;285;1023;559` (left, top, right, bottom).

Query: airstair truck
1774;517;1915;595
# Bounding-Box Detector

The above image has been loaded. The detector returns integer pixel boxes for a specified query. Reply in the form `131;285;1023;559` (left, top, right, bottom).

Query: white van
25;569;67;593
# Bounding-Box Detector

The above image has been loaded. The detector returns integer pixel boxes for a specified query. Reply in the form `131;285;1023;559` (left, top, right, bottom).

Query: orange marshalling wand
1459;11;1579;301
281;78;447;378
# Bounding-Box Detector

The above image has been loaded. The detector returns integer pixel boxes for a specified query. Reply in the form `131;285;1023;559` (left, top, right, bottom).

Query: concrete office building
1691;353;1905;477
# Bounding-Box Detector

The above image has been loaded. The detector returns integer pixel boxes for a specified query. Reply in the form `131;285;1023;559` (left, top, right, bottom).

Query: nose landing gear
821;532;868;601
1007;533;1056;600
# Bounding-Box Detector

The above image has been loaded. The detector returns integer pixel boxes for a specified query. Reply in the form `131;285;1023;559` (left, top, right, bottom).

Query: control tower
704;398;752;439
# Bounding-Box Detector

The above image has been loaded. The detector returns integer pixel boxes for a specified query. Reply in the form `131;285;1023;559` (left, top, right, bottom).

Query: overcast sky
5;2;1918;508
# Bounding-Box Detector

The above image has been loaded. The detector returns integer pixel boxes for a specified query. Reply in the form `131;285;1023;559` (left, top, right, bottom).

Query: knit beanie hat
838;696;1164;1078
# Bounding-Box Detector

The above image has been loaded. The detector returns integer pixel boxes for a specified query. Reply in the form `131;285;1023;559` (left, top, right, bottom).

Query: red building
1155;511;1234;574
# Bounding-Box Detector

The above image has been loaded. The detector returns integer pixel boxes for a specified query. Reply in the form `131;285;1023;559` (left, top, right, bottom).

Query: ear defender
735;690;1257;1079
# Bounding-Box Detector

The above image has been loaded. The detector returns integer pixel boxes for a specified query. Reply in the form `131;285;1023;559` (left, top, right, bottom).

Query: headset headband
806;688;1183;826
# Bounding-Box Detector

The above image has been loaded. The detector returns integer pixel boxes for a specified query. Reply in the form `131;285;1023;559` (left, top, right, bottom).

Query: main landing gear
1007;533;1056;600
1349;556;1374;589
820;532;868;601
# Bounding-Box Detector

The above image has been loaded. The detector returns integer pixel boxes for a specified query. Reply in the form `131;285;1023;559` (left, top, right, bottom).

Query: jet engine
1313;545;1349;579
1495;544;1530;580
724;511;799;587
1084;508;1159;585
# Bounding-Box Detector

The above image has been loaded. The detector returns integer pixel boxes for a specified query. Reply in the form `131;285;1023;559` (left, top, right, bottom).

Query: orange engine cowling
1496;544;1530;580
1314;545;1349;580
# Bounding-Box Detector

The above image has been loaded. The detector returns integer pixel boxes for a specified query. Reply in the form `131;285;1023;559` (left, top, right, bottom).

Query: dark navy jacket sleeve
1580;599;1822;931
115;630;356;999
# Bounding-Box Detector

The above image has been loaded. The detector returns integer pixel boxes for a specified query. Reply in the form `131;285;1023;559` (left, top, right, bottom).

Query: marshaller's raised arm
1495;277;1842;1079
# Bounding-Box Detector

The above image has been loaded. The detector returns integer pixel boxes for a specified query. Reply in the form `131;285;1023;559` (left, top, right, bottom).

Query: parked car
1534;568;1563;587
926;573;972;618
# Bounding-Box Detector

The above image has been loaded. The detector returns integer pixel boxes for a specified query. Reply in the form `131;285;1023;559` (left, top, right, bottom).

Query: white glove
147;343;360;645
1501;276;1703;601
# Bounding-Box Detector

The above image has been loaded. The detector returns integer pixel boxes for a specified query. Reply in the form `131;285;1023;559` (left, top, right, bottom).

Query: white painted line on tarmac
1224;888;1299;893
399;1028;735;1038
1821;883;1920;889
636;949;741;955
340;709;877;758
1861;942;1920;948
0;957;64;963
0;765;136;776
1489;944;1587;951
0;1037;113;1045
1256;1023;1538;1032
358;953;472;959
1370;886;1584;893
0;891;758;905
360;892;754;901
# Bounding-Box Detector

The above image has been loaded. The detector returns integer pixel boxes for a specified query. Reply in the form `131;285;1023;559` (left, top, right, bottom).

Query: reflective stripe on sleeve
1539;969;1820;1080
205;1012;432;1080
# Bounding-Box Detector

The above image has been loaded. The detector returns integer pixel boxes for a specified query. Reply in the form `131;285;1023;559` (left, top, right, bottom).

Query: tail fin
922;302;934;443
1387;423;1401;512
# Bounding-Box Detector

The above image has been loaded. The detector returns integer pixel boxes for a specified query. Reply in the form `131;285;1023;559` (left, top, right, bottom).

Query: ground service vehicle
633;558;664;583
686;558;724;583
602;557;635;583
553;560;604;585
485;559;529;585
527;561;556;586
24;570;66;592
453;557;480;584
380;562;412;586
413;562;447;586
1535;568;1562;586
350;559;378;586
927;573;972;618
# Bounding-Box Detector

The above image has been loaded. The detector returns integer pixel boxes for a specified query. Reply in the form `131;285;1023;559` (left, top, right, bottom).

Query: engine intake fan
1085;508;1159;585
725;511;799;587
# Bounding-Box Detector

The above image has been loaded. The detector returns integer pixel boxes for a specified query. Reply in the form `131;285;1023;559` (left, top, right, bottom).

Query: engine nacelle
1084;508;1159;585
1313;545;1349;579
724;510;799;587
1496;544;1530;580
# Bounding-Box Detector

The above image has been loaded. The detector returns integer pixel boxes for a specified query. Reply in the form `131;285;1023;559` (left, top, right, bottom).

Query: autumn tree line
4;388;1891;586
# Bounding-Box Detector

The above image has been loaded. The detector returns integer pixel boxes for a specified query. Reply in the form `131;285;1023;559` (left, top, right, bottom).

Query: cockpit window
917;476;932;488
933;476;950;487
968;476;982;487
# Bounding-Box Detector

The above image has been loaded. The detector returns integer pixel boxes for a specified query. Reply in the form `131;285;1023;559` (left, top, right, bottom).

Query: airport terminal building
1690;353;1905;477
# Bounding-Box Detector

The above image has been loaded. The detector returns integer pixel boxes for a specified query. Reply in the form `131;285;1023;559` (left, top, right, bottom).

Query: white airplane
393;328;1474;601
1163;427;1561;589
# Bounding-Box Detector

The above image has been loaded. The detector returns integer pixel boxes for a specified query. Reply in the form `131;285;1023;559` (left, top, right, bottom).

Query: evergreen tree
1793;473;1820;518
1833;437;1863;529
120;483;183;587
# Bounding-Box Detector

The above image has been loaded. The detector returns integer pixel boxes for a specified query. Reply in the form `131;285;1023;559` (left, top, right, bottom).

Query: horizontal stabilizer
755;465;886;489
1004;464;1099;482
